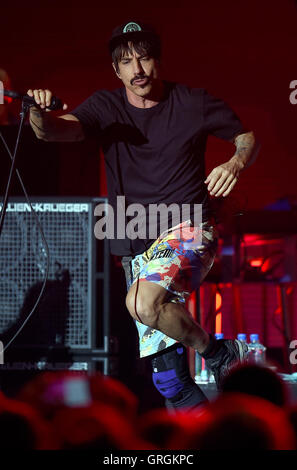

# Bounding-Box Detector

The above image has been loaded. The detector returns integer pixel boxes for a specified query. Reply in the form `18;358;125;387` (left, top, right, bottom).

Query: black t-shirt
71;81;244;256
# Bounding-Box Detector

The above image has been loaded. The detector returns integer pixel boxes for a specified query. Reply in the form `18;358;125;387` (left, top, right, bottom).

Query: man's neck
125;80;165;109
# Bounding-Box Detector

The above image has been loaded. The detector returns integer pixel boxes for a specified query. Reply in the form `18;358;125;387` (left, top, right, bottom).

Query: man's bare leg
157;300;210;353
126;279;248;394
126;280;210;354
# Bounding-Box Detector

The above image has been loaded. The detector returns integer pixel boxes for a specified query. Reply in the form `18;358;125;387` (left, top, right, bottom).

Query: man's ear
112;62;121;78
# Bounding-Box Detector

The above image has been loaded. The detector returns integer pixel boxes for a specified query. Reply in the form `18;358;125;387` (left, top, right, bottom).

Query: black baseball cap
108;21;160;55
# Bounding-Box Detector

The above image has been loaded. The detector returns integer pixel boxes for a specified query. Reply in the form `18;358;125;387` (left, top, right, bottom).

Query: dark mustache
131;75;149;85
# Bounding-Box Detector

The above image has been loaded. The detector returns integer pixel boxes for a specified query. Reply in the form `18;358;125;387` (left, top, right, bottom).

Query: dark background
1;0;296;205
0;0;296;404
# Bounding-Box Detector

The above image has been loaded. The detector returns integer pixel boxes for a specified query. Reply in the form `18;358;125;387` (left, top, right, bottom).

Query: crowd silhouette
0;362;296;450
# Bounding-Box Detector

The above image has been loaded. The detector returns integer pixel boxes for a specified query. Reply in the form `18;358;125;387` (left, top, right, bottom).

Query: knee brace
151;344;208;409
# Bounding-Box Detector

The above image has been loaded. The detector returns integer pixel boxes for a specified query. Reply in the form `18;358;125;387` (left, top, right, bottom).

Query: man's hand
26;88;83;142
204;156;244;198
27;88;68;112
205;130;259;198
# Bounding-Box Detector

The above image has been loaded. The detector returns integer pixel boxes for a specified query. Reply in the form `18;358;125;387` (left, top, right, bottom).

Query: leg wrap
151;344;208;409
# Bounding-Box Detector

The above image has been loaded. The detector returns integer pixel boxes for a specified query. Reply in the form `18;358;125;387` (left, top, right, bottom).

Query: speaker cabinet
0;197;111;356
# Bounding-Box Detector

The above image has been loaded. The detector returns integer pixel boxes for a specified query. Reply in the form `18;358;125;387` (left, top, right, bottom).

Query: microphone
4;89;63;110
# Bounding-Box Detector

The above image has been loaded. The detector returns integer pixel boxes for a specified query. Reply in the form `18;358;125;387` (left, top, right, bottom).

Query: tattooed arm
205;131;260;198
232;131;259;168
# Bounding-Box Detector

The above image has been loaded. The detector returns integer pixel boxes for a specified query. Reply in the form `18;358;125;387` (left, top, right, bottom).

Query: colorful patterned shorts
121;219;219;358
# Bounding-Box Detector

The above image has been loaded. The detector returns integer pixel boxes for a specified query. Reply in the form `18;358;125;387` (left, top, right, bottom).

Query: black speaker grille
0;200;94;348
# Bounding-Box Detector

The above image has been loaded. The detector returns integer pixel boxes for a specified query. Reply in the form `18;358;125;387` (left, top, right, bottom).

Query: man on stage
28;20;258;410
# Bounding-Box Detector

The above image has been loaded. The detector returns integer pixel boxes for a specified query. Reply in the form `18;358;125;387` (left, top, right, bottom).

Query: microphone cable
0;124;50;353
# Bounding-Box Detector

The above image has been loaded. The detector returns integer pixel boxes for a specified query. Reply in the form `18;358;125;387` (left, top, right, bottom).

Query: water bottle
208;333;224;383
194;339;203;384
247;333;266;365
195;354;209;384
237;333;247;343
237;334;248;365
215;333;225;340
195;333;225;384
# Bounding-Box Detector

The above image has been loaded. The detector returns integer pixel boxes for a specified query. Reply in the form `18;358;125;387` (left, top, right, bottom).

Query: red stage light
250;258;263;268
215;292;222;334
4;95;12;104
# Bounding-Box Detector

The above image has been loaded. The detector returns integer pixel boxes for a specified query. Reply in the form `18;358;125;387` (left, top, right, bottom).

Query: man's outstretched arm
27;88;85;142
205;130;260;198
